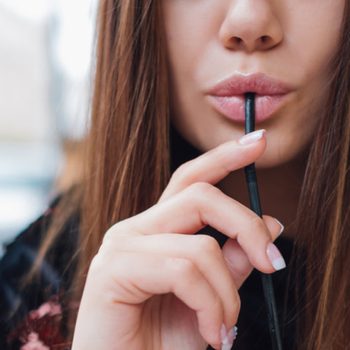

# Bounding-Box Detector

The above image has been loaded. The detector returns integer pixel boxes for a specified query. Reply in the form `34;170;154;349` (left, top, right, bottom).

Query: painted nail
274;218;285;236
228;326;238;344
266;242;286;271
238;129;266;145
221;324;238;350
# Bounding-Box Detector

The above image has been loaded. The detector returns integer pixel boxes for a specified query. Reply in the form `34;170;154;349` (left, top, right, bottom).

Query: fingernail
228;326;238;344
266;242;286;271
238;129;266;145
274;218;284;236
221;324;238;350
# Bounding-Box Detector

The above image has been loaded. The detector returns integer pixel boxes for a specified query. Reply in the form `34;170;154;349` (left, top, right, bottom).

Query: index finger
159;129;266;203
122;182;284;274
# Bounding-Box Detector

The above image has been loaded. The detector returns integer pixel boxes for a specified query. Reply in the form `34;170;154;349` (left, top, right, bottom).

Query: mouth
206;72;293;123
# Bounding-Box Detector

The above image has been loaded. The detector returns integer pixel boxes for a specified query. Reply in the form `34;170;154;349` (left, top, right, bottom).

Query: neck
217;150;308;240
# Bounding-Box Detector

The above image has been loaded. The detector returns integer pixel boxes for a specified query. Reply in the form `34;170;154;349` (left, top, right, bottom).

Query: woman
1;0;349;349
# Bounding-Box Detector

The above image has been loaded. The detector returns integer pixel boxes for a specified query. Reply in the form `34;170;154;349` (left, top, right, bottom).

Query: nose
218;0;283;52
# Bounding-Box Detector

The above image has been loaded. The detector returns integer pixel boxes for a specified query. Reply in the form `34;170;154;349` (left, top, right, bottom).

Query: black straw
244;93;283;350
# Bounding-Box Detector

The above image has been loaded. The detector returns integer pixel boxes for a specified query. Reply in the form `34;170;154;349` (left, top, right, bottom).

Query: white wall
0;0;96;253
0;5;55;142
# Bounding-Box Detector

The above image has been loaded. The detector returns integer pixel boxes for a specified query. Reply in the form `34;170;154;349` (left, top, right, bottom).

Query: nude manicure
266;242;286;271
238;129;266;145
221;324;238;350
274;218;285;236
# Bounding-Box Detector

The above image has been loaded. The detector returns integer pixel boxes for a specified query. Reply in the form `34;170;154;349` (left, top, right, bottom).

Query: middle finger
122;182;285;274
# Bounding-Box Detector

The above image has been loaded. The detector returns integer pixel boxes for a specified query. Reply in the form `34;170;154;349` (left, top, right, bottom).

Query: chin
255;155;287;169
255;144;309;169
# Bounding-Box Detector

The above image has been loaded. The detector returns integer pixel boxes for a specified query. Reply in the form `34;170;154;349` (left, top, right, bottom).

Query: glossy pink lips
206;73;293;123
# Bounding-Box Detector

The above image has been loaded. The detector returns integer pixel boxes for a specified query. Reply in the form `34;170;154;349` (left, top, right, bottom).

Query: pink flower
9;295;71;349
29;301;62;320
20;332;49;350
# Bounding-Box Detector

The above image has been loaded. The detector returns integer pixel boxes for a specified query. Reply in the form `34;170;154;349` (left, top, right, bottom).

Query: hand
72;129;285;350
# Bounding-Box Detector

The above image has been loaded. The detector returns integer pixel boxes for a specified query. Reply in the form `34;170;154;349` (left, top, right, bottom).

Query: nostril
233;37;243;45
261;35;269;43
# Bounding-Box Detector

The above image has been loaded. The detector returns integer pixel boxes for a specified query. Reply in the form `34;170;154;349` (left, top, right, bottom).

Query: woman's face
162;0;345;168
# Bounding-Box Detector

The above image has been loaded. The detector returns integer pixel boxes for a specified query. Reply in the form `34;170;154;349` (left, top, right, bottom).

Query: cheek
162;0;346;168
162;7;213;81
285;1;344;82
162;0;225;87
260;102;317;168
259;2;345;167
162;3;217;144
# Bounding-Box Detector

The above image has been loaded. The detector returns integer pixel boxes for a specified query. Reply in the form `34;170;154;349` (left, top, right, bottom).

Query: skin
73;136;283;350
72;1;345;349
163;0;345;237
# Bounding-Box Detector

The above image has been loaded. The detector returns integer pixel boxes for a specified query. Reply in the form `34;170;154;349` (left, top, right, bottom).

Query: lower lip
207;94;288;123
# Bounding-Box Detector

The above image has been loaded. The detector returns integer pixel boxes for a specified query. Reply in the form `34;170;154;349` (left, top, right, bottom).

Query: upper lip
207;72;293;96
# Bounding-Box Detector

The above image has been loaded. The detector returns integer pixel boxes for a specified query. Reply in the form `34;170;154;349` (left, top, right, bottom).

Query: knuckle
103;228;115;244
232;263;252;283
171;161;193;182
168;257;196;279
104;223;121;241
195;235;221;256
89;253;103;272
102;220;132;244
248;215;267;235
88;252;111;276
186;182;217;201
88;251;138;295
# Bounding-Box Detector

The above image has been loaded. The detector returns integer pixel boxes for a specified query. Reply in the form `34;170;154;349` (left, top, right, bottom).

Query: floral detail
8;296;72;349
20;332;49;350
29;300;62;320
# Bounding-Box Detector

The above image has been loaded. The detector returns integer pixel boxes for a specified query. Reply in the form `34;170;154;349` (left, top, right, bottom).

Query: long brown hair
290;3;350;348
37;0;350;348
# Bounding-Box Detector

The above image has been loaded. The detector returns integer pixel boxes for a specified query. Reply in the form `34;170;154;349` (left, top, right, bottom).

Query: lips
206;72;293;123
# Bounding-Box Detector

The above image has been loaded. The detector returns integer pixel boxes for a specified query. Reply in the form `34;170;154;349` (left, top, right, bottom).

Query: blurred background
0;0;98;256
